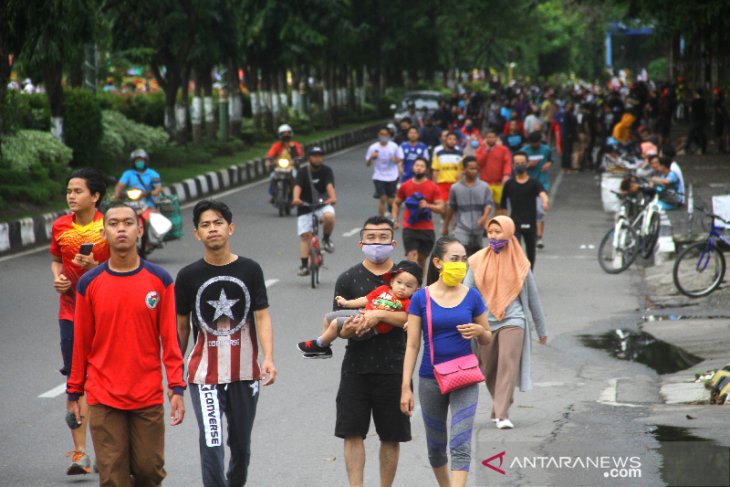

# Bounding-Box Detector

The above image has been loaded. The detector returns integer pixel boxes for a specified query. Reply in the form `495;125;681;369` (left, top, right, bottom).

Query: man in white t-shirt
366;126;404;217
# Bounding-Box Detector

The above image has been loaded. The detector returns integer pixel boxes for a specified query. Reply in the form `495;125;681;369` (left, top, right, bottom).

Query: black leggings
514;223;536;269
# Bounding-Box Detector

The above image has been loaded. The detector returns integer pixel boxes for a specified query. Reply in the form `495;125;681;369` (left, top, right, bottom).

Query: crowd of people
48;75;714;487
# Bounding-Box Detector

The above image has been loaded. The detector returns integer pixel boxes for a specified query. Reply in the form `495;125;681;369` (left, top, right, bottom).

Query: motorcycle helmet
277;124;293;141
130;148;149;170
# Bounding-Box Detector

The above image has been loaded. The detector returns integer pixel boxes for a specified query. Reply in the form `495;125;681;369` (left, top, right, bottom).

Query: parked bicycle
301;200;325;289
597;183;662;273
673;208;730;297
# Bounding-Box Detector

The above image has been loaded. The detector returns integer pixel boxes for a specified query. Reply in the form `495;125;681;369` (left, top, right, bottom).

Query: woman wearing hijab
465;215;548;429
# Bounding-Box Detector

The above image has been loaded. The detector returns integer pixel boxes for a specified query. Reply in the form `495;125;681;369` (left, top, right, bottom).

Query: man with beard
176;199;276;486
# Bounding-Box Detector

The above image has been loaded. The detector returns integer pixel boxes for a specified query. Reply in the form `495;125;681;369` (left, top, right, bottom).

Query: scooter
124;188;173;258
271;156;297;216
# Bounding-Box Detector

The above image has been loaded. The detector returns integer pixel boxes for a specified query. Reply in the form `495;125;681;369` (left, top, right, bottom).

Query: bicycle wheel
640;212;661;258
673;241;726;297
310;246;318;289
597;223;640;274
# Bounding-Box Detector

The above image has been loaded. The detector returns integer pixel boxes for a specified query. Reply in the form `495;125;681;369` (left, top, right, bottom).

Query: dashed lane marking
39;383;67;399
265;279;279;288
342;227;360;238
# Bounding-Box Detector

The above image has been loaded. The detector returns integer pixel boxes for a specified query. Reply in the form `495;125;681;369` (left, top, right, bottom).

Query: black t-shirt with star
175;256;268;383
333;262;405;375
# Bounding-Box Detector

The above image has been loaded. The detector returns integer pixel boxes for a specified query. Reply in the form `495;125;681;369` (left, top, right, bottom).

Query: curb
0;124;381;257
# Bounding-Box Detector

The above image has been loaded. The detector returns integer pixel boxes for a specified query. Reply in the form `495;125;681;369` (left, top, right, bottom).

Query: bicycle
597;185;661;273
301;200;325;289
673;209;730;298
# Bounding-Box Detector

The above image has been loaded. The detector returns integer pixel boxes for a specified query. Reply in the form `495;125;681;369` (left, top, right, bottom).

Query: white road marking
39;383;67;398
0;244;50;263
342;227;360;238
265;279;279;288
597;378;641;408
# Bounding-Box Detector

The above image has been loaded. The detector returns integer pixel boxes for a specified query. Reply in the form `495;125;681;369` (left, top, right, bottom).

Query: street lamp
508;62;517;84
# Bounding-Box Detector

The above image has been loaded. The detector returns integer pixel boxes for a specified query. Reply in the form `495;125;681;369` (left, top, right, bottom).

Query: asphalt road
0;143;721;486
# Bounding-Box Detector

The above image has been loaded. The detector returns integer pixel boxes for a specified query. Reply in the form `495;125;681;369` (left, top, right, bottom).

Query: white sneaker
496;419;514;429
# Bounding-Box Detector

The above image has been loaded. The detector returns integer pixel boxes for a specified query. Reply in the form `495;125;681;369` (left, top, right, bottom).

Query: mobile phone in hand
79;243;94;255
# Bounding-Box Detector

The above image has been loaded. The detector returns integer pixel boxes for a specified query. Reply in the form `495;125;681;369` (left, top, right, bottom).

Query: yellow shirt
431;148;463;184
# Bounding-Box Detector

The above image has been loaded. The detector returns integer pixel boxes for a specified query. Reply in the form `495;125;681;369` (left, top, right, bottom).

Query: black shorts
373;180;398;199
335;372;411;442
402;228;436;256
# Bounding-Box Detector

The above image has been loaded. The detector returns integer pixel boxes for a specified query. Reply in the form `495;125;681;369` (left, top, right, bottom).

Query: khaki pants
478;326;524;420
89;404;166;487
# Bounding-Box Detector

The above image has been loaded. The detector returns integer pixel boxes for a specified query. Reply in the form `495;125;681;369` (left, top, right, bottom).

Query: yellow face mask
440;261;467;286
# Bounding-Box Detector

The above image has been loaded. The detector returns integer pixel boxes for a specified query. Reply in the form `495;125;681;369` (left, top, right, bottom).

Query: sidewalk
0;124;381;256
635;150;730;427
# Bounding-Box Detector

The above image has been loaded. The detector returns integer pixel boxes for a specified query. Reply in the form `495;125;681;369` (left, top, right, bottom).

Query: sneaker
322;238;335;254
496;419;514;430
297;340;333;358
536;239;544;250
297;266;310;277
66;450;92;475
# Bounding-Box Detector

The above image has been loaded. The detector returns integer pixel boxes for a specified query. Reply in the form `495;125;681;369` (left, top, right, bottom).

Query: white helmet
277;124;293;136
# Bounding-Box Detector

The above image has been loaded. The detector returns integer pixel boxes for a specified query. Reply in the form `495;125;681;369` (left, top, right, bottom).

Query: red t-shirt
475;143;512;185
49;212;110;321
67;261;186;410
366;285;410;334
396;179;442;231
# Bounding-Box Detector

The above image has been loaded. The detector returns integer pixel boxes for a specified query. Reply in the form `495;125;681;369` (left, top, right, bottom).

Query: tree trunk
250;68;263;131
202;69;215;140
229;64;242;138
176;65;191;144
44;59;65;141
192;69;204;143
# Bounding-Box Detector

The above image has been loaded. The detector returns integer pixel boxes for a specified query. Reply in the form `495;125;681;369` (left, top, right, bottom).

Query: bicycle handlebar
696;207;730;225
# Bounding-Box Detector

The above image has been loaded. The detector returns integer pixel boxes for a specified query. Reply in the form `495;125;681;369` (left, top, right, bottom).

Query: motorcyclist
114;149;162;209
266;124;303;201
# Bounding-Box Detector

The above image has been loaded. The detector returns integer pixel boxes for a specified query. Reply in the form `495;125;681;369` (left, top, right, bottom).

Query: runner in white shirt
366;126;404;217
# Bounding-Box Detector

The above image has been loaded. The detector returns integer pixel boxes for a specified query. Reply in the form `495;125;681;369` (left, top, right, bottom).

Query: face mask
280;135;292;142
134;160;146;171
378;136;390;144
362;243;394;264
470;140;480;148
515;165;528;175
440;261;467;286
489;239;509;253
465;124;473;131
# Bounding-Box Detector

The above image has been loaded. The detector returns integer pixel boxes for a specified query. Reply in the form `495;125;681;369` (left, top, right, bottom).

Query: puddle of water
644;314;730;322
579;329;703;374
650;425;729;486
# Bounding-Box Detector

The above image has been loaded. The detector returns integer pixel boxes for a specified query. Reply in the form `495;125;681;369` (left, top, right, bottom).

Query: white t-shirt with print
366;141;404;182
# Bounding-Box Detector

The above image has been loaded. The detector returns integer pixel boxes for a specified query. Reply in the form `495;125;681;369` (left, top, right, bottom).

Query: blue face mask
134;160;146;171
470;140;480;148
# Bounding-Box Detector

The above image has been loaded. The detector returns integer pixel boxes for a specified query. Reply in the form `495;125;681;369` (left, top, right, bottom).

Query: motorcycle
124;188;173;258
271;156;297;216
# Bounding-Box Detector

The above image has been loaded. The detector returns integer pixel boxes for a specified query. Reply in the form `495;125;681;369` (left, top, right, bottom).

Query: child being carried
297;260;422;358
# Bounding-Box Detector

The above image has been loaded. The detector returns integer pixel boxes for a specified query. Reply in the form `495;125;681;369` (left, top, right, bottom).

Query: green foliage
121;92;166;127
647;57;668;81
2;91;51;133
64;88;103;166
0;130;72;208
97;110;169;170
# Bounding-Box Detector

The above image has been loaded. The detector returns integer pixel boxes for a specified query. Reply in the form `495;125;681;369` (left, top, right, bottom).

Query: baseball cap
308;146;324;156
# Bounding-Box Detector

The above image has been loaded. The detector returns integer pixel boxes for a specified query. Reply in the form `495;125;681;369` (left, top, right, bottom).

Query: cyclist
292;146;336;276
114;149;162;209
265;124;303;201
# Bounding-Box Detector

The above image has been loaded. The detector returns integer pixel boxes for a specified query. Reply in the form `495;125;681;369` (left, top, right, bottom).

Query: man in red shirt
392;157;445;270
67;203;185;486
475;129;512;205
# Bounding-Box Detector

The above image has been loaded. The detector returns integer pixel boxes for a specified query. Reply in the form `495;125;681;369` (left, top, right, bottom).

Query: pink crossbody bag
425;288;485;395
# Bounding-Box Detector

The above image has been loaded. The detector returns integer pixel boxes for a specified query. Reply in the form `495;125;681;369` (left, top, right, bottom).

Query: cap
308;146;324;156
385;260;423;285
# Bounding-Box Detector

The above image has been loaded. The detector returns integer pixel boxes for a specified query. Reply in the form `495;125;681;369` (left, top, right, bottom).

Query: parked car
391;91;441;122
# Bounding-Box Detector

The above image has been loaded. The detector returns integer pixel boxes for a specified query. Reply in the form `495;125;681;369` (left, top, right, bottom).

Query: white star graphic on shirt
207;288;239;321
